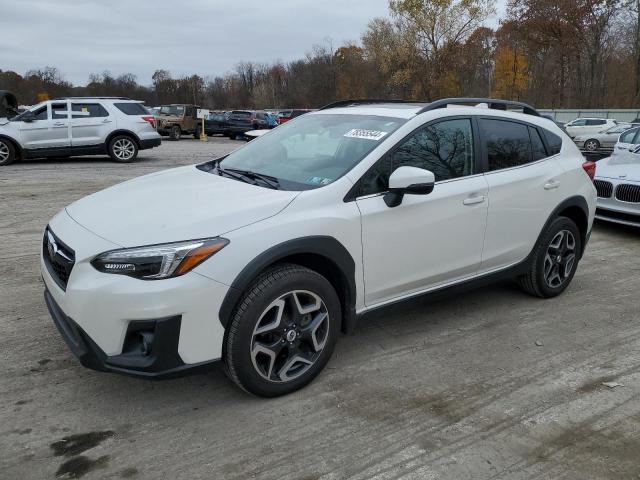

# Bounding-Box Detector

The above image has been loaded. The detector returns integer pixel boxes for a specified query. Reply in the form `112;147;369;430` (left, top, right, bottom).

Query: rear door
19;101;71;150
70;102;113;146
479;118;565;272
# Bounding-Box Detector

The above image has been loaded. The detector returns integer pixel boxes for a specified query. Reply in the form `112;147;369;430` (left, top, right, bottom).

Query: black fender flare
517;195;591;274
218;236;357;333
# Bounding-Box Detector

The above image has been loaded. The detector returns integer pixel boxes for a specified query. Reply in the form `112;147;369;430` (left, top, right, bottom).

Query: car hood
0;118;9;126
65;165;299;247
595;156;640;181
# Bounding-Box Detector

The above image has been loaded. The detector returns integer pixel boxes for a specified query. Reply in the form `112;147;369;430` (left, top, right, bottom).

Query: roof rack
417;98;540;117
320;99;427;110
53;96;133;100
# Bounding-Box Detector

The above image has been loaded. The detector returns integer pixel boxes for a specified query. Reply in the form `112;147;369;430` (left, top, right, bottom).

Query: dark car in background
195;111;231;137
227;110;270;139
277;109;314;124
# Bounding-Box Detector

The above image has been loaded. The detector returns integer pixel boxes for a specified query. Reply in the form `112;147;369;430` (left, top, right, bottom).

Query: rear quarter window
114;103;149;115
541;129;562;156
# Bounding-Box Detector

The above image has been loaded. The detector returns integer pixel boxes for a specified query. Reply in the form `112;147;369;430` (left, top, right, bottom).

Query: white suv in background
0;97;161;166
564;117;617;139
41;98;597;397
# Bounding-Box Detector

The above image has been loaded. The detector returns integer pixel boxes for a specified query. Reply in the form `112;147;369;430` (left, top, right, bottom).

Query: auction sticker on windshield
344;129;389;141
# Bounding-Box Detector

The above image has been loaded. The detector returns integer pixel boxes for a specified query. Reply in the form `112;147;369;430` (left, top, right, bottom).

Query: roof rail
53;96;133;100
320;99;427;110
418;98;540;117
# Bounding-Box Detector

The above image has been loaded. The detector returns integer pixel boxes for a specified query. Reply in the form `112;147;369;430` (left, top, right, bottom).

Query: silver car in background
594;126;640;226
574;123;639;152
0;97;161;166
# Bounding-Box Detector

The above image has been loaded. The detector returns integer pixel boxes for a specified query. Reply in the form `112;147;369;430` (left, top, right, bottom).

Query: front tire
518;216;582;298
169;125;181;141
0;138;16;166
584;139;600;151
108;135;138;163
224;264;341;397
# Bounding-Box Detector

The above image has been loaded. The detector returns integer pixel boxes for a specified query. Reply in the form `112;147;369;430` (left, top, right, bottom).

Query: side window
33;105;48;120
71;103;108;118
529;127;547;161
571;119;587;126
620;128;639;144
482;119;532;171
51;103;68;119
360;118;474;195
586;119;604;126
541;129;563;156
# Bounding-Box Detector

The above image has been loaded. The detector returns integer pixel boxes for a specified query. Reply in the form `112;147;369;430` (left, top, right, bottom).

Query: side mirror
21;111;36;123
384;166;435;208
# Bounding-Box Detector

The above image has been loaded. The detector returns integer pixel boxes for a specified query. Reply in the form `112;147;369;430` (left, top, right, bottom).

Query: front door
355;117;488;307
70;102;113;146
19;101;71;150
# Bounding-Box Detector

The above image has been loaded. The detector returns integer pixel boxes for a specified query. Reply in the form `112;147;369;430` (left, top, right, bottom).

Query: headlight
91;238;229;280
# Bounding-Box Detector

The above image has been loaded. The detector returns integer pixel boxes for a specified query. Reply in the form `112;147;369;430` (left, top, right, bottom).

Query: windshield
160;105;184;116
219;113;406;189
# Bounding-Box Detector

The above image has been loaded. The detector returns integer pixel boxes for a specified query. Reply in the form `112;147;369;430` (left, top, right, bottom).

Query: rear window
114;103;148;115
231;111;252;118
542;129;563;156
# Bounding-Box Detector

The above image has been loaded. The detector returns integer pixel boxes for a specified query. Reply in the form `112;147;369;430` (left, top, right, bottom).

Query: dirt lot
1;138;639;480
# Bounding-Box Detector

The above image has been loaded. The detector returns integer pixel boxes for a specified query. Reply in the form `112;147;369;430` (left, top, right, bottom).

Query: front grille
594;180;613;198
43;228;75;291
615;184;640;203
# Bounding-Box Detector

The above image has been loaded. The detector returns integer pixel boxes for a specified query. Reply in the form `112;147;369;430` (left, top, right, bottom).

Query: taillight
142;115;156;129
582;160;596;181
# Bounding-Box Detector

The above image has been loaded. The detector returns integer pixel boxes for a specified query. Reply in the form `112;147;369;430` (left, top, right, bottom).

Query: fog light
139;331;154;356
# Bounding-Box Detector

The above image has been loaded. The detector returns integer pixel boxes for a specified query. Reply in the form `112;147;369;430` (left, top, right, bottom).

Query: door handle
53;122;66;127
463;195;486;206
102;119;112;123
544;180;560;190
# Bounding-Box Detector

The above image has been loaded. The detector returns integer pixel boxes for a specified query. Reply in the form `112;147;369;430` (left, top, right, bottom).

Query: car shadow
593;219;640;237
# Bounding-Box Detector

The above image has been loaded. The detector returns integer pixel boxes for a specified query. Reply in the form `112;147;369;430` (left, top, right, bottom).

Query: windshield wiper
224;168;281;190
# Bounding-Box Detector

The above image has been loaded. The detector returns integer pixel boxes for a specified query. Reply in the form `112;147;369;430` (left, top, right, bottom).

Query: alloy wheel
585;140;598;151
544;230;576;288
250;290;330;383
113;138;135;160
0;141;9;163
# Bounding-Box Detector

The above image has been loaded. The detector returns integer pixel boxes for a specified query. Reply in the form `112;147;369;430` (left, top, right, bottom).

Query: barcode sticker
344;129;388;141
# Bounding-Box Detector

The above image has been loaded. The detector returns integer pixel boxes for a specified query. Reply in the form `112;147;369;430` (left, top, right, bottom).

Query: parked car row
151;104;313;140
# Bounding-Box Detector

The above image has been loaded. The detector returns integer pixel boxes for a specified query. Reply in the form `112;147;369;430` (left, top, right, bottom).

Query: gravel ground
1;137;639;480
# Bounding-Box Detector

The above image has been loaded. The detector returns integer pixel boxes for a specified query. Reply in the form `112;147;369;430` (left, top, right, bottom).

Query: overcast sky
1;0;505;87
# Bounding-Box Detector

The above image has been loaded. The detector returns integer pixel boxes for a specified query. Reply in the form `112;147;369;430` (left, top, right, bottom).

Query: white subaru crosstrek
41;98;597;397
0;97;161;165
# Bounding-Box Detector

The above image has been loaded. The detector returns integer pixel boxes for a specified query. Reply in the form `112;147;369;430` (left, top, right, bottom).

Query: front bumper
41;210;230;378
44;289;216;378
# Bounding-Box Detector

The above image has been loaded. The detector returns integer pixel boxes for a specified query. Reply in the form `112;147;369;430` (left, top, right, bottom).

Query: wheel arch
106;130;141;148
0;134;23;160
219;236;357;334
544;195;590;257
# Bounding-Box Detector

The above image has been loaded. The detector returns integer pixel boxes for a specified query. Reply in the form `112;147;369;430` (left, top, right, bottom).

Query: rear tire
518;216;582;298
169;125;181;141
0;138;16;166
108;135;138;163
194;126;201;139
224;264;340;397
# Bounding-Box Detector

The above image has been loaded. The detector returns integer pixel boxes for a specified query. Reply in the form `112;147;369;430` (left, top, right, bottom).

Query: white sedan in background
594;126;640;226
574;123;638;152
